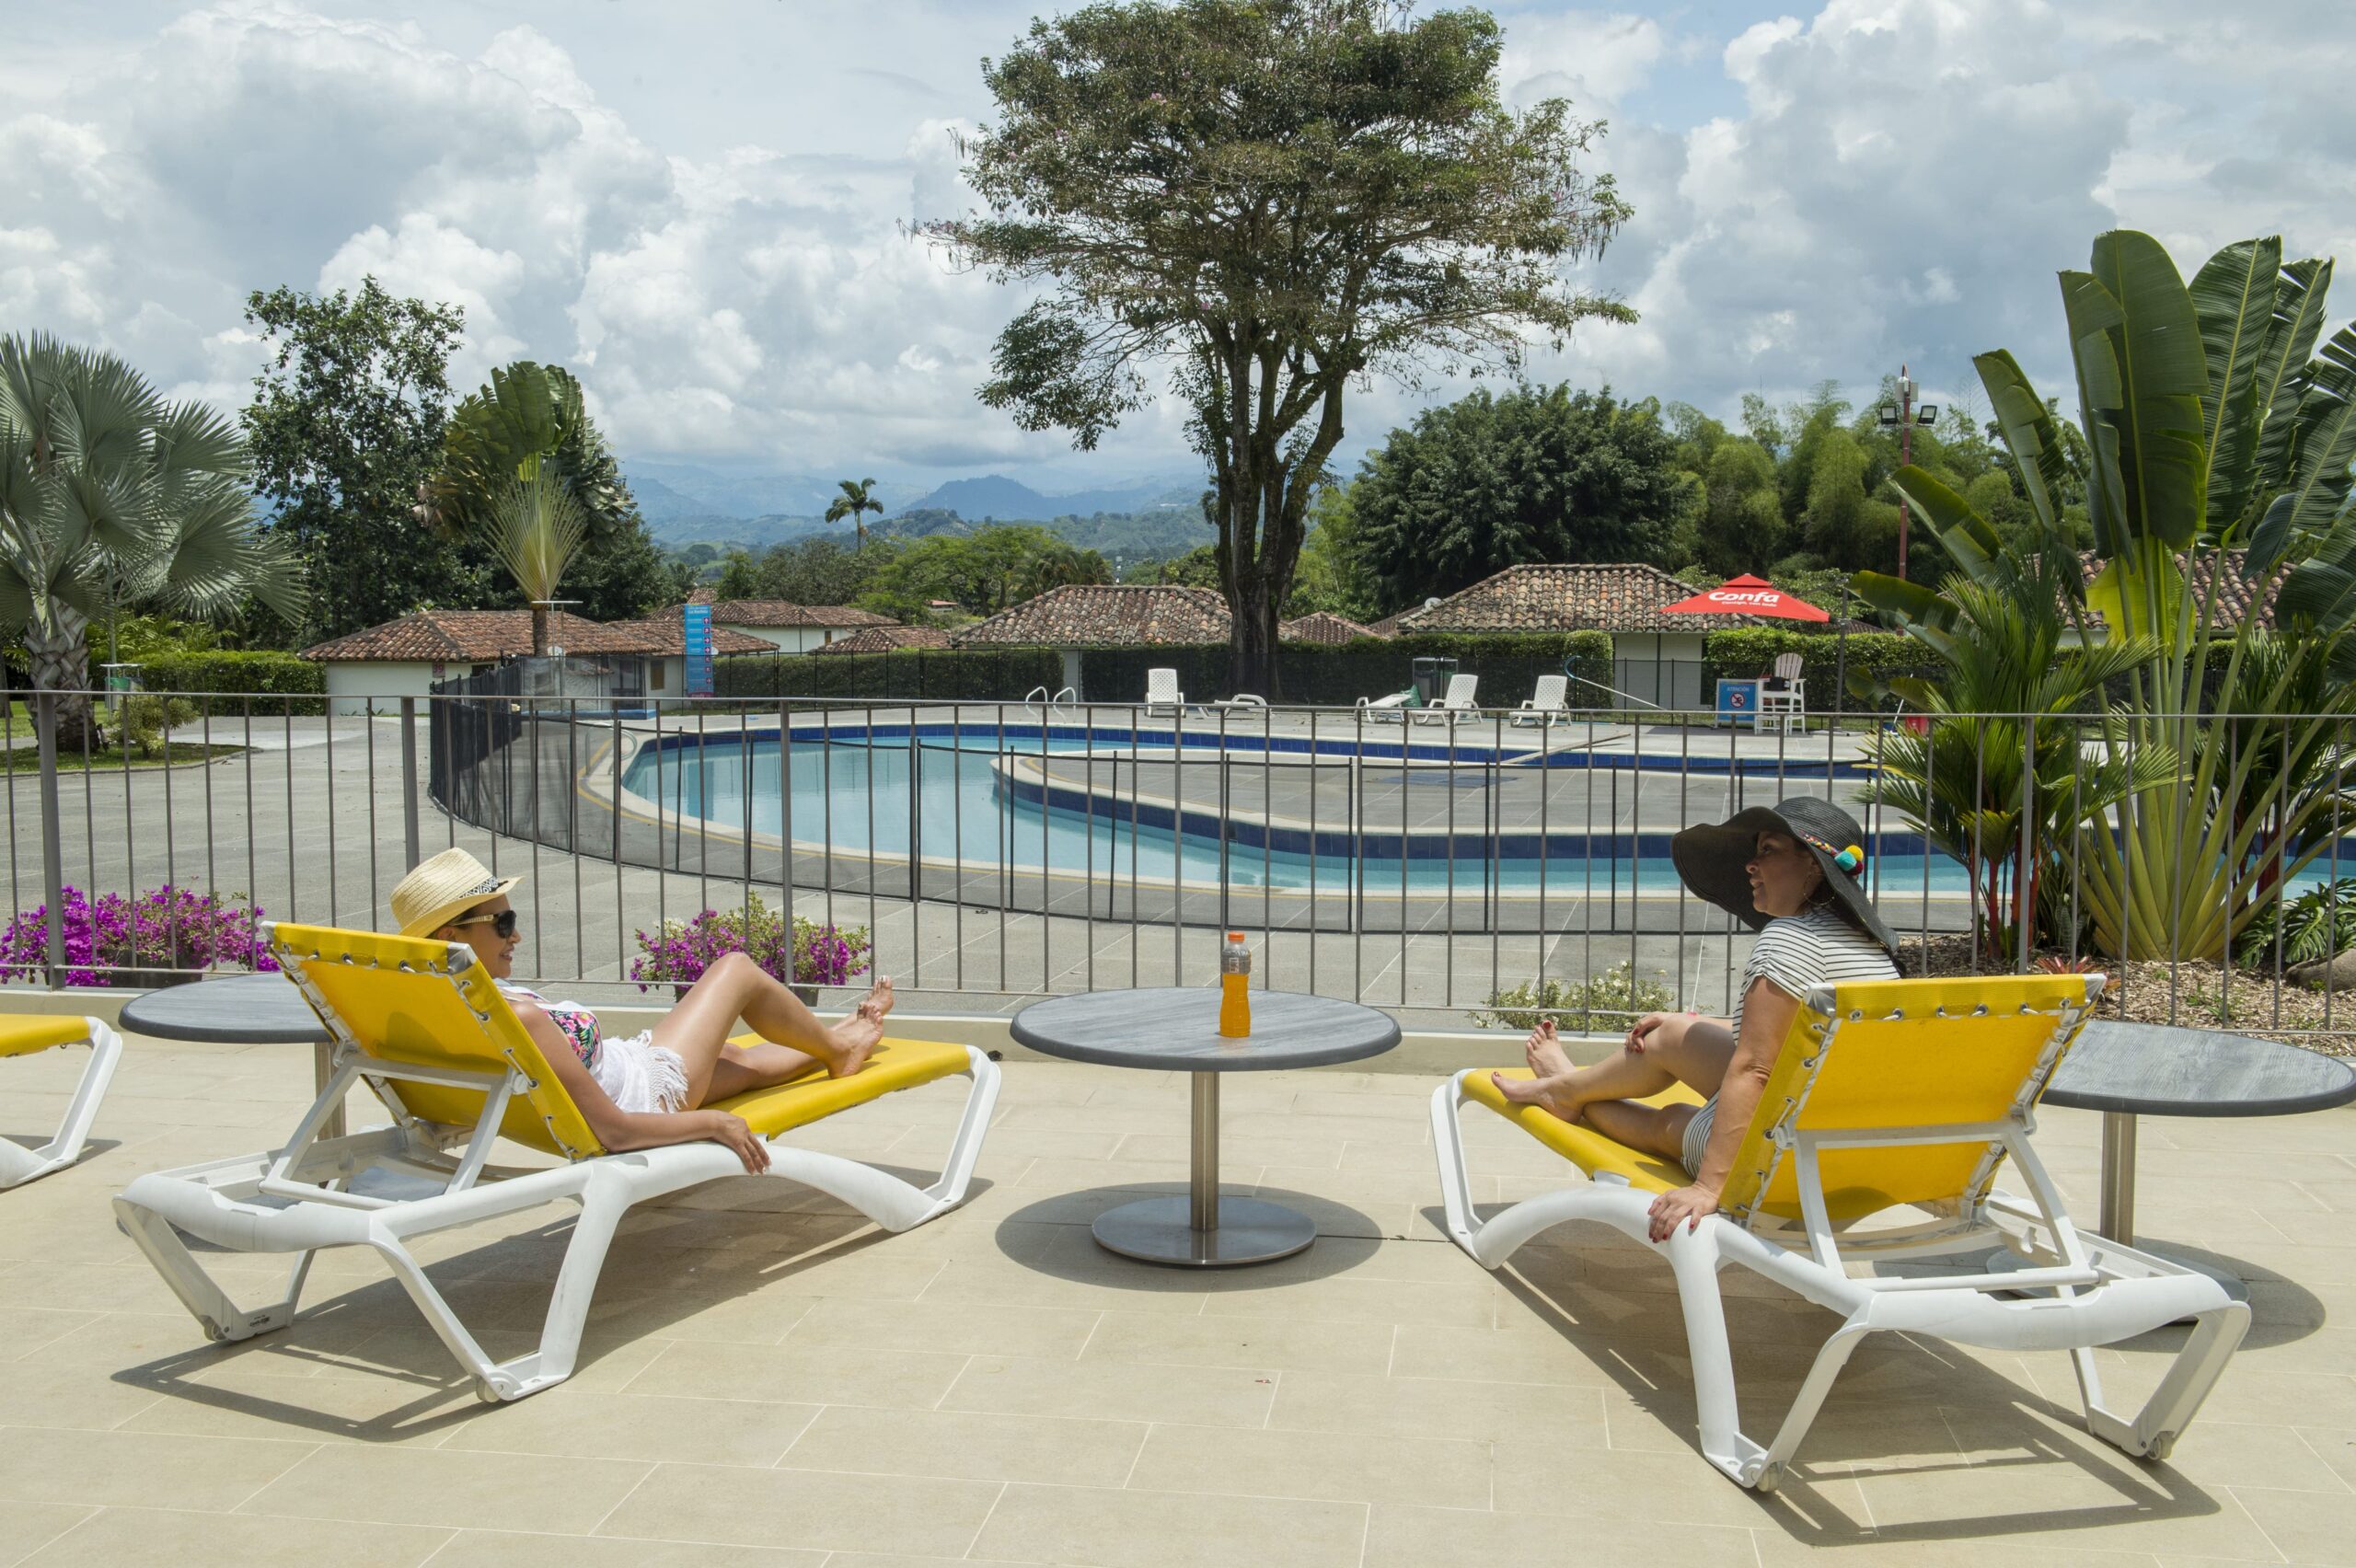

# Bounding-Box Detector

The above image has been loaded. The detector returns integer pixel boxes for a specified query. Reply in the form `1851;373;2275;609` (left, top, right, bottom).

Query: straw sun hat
389;847;524;939
1669;795;1900;962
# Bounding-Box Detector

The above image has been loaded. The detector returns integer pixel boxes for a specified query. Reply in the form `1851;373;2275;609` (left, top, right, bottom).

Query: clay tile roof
705;599;895;629
2076;549;2275;630
301;609;670;663
1396;563;1761;635
1365;612;1405;639
617;610;771;656
951;584;1232;647
811;625;953;655
1279;610;1386;645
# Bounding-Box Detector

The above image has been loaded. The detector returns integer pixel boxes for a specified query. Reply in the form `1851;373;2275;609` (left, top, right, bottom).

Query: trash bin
1411;656;1458;706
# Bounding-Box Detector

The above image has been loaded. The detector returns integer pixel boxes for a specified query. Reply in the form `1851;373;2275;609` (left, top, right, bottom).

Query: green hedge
138;651;326;713
714;647;1061;703
1701;628;1926;709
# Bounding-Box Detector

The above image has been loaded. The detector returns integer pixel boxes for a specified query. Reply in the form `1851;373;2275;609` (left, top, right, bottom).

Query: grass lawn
0;740;240;773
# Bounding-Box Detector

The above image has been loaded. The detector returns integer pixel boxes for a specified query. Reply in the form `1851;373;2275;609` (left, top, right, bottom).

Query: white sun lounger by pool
115;922;998;1402
1;1014;123;1188
1356;689;1414;723
1512;674;1569;727
1142;667;1184;717
1410;673;1480;724
1431;973;2247;1491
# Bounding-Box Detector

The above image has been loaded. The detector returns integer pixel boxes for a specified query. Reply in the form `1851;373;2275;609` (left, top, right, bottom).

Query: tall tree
243;277;469;640
477;473;586;657
419;360;667;624
1;333;302;750
825;478;884;549
930;0;1632;695
1351;384;1682;608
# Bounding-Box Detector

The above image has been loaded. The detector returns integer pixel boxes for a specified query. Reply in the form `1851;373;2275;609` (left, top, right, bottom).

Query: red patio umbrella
1658;573;1830;621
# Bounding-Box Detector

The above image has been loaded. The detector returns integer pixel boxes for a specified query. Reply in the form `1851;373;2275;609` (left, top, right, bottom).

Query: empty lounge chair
1;1014;122;1188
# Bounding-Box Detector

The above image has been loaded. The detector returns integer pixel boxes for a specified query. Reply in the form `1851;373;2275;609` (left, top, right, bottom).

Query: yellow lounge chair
1430;974;2248;1491
1;1013;122;1188
115;922;999;1401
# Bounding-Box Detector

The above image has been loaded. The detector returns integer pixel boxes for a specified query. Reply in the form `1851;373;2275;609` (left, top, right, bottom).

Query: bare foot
1491;1070;1565;1117
823;976;893;1078
1524;1020;1573;1078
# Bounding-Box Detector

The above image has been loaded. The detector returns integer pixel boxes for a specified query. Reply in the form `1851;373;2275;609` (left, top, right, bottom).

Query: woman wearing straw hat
389;847;891;1174
1493;797;1899;1242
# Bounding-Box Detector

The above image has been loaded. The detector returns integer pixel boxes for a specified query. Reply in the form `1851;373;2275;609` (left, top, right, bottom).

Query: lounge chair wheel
2145;1433;2176;1462
1753;1461;1785;1494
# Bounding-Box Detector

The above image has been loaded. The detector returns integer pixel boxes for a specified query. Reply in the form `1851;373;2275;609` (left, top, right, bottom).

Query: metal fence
6;684;2351;1041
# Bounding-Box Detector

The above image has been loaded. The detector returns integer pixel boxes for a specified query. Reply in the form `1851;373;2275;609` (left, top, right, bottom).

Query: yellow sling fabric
1473;974;2095;1228
0;1015;89;1058
711;1035;972;1137
268;924;602;1159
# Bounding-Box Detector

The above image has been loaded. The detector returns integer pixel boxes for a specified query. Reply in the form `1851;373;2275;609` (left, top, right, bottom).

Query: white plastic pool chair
1512;674;1569;727
1410;673;1480;724
1759;651;1807;732
1431;973;2247;1492
1142;667;1184;718
1;1015;123;1188
116;922;999;1403
1356;689;1414;723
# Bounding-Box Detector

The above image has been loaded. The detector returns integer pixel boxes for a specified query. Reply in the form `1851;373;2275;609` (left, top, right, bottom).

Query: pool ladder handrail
1023;685;1080;724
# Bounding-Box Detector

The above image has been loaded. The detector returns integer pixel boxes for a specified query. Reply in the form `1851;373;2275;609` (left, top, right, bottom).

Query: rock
2284;949;2356;993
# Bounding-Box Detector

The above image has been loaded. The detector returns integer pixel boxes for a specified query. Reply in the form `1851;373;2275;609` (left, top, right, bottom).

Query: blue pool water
620;725;1981;897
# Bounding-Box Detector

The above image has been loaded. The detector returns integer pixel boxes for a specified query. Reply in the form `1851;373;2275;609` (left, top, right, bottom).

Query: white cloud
0;0;2349;483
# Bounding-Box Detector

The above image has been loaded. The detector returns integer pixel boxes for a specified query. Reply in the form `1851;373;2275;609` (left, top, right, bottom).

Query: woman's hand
1646;1182;1718;1243
701;1111;769;1174
1624;1011;1683;1054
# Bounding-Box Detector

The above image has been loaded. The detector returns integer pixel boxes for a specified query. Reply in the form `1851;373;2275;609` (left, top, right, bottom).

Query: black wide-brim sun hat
1669;796;1900;961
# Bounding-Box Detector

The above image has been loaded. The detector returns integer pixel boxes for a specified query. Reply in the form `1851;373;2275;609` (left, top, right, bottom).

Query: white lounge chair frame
1142;667;1184;718
1410;673;1480;725
115;928;999;1403
1512;674;1569;727
1;1016;123;1188
1758;651;1806;732
1355;689;1413;724
1430;976;2248;1493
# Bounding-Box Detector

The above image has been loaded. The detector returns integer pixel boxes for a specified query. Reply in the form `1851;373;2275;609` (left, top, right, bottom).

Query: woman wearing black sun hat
1493;796;1900;1242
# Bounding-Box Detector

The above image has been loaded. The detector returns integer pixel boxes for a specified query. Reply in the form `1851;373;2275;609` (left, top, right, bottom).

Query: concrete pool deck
2;1026;2351;1566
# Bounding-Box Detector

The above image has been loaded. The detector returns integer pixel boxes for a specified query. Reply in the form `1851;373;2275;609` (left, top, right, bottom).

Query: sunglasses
449;910;519;940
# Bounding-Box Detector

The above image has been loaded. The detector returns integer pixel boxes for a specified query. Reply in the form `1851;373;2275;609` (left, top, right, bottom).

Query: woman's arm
1645;975;1799;1241
512;1003;769;1173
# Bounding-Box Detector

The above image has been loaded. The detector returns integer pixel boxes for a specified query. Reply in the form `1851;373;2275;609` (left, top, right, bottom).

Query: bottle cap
1227;930;1244;941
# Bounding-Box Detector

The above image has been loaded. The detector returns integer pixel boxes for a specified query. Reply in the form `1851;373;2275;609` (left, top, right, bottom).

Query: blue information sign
684;604;714;697
1715;677;1761;727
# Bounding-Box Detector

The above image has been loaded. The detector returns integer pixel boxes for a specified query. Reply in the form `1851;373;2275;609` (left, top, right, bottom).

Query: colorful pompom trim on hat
1833;844;1865;873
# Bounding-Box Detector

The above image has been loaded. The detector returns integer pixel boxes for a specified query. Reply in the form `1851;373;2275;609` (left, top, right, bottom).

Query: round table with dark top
2045;1020;2356;1249
1011;987;1402;1267
120;973;341;1136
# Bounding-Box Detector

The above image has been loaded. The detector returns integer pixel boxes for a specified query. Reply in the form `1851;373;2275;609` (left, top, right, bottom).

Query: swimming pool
616;722;1977;899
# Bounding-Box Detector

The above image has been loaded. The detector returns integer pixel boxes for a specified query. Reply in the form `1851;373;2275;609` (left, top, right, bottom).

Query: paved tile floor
2;1032;2352;1566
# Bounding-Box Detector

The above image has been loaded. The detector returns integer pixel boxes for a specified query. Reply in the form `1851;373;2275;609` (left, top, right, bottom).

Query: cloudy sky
3;0;2347;491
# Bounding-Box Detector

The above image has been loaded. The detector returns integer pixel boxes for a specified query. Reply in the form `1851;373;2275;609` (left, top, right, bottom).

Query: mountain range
624;462;1206;555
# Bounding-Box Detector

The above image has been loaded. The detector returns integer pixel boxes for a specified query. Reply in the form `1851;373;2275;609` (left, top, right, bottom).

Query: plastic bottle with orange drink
1218;930;1252;1038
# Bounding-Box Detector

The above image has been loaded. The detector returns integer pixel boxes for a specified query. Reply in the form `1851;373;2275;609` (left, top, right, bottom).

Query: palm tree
0;333;302;752
825;478;884;549
479;471;586;657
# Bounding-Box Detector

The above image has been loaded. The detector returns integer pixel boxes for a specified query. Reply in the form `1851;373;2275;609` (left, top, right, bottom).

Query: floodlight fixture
1877;403;1900;428
1916;404;1939;425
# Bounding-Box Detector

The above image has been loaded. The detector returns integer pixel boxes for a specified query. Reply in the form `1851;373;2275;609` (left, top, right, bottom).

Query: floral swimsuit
500;983;600;1066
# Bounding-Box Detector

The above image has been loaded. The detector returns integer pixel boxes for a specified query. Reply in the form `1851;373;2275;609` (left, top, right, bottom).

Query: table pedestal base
1091;1195;1317;1268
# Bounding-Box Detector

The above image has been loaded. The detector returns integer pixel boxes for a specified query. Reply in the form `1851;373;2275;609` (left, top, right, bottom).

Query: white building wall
321;661;452;717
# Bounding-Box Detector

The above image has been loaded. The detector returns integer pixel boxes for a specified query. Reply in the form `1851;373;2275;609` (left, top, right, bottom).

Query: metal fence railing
6;685;2351;1041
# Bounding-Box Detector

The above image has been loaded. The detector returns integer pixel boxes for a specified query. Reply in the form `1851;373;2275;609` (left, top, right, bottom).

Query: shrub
1701;628;1924;711
1473;962;1677;1032
716;648;1060;703
2234;877;2356;969
139;651;326;713
0;885;277;986
629;892;872;990
1080;630;1617;709
113;694;201;758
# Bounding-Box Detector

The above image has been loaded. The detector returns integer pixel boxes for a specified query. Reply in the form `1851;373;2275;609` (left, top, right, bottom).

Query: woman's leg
1493;1016;1736;1124
649;952;895;1108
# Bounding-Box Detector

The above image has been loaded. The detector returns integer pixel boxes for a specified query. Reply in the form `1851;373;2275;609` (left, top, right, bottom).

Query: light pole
1877;364;1940;582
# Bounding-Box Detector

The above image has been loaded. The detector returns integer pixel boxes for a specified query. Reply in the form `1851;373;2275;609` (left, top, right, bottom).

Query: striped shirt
1730;905;1897;1037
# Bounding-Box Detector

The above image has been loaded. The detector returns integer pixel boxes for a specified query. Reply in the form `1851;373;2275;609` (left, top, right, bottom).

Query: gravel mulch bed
1905;933;2355;1055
